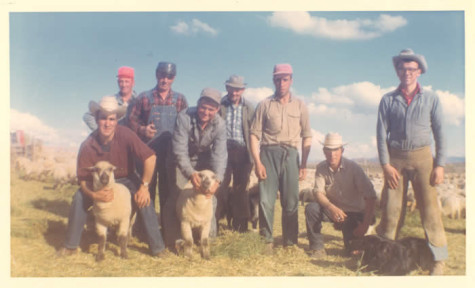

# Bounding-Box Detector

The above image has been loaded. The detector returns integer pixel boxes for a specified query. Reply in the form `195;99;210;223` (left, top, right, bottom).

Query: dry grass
10;171;466;277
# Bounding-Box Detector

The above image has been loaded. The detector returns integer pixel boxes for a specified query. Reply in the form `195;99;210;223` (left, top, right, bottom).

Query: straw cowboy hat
392;48;428;74
320;132;347;149
89;96;127;119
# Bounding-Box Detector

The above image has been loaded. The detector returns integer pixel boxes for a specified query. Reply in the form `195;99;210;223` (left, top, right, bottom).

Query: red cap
273;63;293;76
117;66;134;79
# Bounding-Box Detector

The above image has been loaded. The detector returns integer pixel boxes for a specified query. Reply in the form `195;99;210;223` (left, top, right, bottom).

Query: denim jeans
305;202;364;252
64;177;165;255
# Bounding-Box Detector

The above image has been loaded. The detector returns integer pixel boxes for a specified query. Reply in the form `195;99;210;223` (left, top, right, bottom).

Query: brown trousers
377;146;447;248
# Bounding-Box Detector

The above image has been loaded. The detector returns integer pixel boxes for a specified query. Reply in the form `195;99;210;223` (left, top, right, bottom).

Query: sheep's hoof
184;249;193;260
95;254;105;262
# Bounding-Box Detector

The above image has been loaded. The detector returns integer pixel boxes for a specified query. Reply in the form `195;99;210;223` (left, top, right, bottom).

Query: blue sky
8;10;466;162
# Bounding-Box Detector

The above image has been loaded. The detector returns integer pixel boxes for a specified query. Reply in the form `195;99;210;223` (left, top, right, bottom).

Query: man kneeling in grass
305;133;377;259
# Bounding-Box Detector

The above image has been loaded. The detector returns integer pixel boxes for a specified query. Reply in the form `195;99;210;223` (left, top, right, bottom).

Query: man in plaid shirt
218;75;255;232
128;62;188;217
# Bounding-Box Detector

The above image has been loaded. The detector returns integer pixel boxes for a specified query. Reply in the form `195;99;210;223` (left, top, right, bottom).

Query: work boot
430;261;445;275
56;247;78;257
309;249;327;260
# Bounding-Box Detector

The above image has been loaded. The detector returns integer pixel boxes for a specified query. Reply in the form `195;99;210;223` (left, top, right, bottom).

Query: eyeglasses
397;67;420;74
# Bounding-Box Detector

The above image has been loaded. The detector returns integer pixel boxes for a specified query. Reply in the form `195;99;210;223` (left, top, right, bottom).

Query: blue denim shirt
377;86;446;167
83;91;137;131
172;107;228;182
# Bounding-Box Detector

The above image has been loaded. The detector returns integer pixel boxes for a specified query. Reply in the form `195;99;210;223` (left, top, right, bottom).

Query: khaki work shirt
250;94;312;148
314;157;376;212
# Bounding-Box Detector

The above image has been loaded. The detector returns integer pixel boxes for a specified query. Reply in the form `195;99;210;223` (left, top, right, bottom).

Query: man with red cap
128;62;188;218
83;66;137;130
250;63;312;253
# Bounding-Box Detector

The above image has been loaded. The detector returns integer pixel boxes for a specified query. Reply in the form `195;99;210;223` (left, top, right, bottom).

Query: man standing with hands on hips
250;63;312;252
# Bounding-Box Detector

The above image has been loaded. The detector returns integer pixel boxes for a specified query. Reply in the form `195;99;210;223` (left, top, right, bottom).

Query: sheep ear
85;166;97;172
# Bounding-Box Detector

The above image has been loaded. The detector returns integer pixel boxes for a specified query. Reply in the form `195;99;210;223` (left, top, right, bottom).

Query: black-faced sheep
87;161;135;262
175;170;218;260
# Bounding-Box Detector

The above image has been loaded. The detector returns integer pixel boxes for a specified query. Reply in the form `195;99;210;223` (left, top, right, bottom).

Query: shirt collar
272;93;293;102
223;95;244;107
153;86;174;100
327;157;346;173
397;83;420;99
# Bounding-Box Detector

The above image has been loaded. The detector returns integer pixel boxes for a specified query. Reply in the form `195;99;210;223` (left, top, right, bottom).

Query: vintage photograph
5;1;469;285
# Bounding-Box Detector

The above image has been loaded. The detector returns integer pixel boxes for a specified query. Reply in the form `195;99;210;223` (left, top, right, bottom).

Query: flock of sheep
13;147;78;190
12;148;466;233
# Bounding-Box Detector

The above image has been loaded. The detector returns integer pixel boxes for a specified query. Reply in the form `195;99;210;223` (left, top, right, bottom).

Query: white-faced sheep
439;193;465;220
87;161;135;262
175;170;218;260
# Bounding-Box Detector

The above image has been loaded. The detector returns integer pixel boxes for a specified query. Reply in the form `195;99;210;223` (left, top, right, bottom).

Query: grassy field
10;172;466;277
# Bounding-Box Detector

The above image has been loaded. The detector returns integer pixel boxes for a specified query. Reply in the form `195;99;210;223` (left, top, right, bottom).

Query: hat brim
89;101;127;119
319;141;347;149
393;55;427;74
225;82;246;89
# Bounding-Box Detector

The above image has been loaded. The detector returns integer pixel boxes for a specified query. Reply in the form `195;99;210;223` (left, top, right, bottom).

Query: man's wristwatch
141;181;149;187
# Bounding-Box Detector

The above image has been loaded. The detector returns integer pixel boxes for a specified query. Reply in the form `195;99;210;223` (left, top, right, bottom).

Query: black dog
398;237;434;271
350;235;434;275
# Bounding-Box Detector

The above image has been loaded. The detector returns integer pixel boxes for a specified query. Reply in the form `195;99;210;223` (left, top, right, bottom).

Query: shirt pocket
414;107;431;127
264;108;282;135
286;110;301;134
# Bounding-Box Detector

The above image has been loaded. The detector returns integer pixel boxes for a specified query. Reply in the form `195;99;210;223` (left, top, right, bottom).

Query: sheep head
87;161;117;191
198;170;218;194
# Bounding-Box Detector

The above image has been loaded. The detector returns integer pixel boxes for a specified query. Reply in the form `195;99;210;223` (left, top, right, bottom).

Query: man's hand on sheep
191;172;202;191
134;186;151;208
93;187;114;202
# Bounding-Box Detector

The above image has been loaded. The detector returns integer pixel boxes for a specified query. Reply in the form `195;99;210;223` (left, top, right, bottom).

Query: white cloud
425;87;465;126
243;87;274;105
309;81;394;116
10;109;81;148
170;19;218;37
268;12;407;40
170;21;189;35
11;109;60;143
306;82;464;128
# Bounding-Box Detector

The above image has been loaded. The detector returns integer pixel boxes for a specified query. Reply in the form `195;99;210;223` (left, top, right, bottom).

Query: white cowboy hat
320;132;347;149
392;48;428;74
89;96;127;119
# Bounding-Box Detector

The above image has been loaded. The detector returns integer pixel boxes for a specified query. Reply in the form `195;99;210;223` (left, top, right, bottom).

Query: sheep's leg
200;222;211;260
181;222;193;259
128;211;137;243
95;223;108;262
117;218;130;259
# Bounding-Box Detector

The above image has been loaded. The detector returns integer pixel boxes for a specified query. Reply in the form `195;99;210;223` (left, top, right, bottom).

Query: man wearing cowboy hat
305;133;377;259
161;88;227;249
58;96;167;258
217;75;255;232
83;66;138;130
128;61;188;216
250;64;312;252
376;49;447;275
